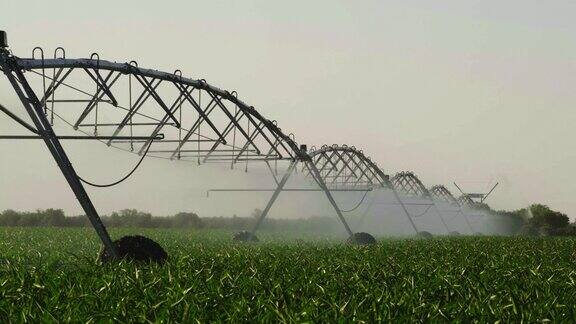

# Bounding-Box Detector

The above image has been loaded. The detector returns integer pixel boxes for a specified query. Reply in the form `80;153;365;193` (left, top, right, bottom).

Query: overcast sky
1;0;575;219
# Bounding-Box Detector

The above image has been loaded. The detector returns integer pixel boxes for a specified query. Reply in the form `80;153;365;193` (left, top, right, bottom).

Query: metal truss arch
305;144;392;190
0;45;312;255
429;185;459;206
391;171;430;197
431;185;475;233
0;37;493;251
457;194;476;207
5;53;305;164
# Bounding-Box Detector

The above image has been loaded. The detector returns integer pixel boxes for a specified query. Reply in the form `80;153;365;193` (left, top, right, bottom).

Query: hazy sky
1;0;575;219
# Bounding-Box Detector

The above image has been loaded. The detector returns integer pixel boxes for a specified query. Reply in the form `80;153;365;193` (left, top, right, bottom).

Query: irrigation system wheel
233;231;259;242
347;232;377;245
417;231;433;239
99;235;168;264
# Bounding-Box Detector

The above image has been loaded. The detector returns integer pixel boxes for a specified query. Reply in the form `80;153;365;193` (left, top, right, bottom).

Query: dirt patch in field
99;235;168;264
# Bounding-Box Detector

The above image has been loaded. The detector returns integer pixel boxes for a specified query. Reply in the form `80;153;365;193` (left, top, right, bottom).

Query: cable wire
340;189;370;213
409;204;434;218
77;140;153;188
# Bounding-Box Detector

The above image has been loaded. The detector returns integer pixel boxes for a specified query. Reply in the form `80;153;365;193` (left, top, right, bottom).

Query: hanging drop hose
340;189;370;213
77;140;153;188
409;204;434;218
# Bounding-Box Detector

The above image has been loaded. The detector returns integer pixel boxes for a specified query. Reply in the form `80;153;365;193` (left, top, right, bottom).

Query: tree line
0;204;572;236
491;203;575;236
0;208;340;232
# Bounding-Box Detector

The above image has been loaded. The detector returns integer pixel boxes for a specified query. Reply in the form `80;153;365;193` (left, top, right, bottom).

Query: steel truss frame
6;55;301;162
0;47;314;255
0;46;374;251
249;159;355;237
303;145;419;234
457;194;476;207
0;41;491;253
429;185;474;233
0;50;119;257
391;171;451;233
213;144;422;237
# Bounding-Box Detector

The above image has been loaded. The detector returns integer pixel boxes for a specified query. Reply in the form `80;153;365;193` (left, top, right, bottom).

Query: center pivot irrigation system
0;32;494;260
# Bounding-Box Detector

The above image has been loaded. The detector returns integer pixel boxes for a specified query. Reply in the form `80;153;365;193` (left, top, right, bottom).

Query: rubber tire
417;231;433;239
99;235;168;264
233;230;259;242
347;232;377;245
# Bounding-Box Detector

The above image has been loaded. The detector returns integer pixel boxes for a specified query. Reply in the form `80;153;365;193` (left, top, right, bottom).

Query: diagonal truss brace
0;56;118;258
250;160;354;237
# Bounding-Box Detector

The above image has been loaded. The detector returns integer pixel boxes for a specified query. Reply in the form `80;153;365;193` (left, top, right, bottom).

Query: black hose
410;204;434;218
341;189;370;213
78;140;153;188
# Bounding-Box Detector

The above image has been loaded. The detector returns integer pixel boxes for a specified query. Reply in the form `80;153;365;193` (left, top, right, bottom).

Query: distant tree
108;211;122;227
17;211;40;227
173;212;203;229
528;204;569;229
0;210;21;226
495;209;526;234
516;204;572;236
41;209;65;227
116;209;152;227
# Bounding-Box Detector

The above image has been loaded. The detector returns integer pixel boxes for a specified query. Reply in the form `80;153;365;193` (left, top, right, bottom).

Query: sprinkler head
0;31;7;48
